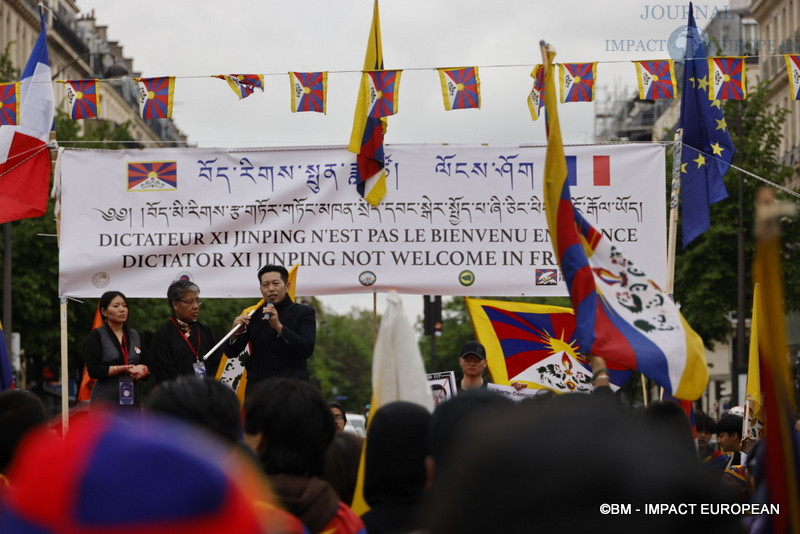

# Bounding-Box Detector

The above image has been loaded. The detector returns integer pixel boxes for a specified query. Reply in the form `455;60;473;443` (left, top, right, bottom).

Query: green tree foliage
673;82;795;347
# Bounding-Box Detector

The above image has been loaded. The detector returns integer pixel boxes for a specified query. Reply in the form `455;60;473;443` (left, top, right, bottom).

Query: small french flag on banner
565;155;610;186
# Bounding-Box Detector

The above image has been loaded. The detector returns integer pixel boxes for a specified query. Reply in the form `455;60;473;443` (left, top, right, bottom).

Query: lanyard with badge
171;317;206;378
118;331;135;405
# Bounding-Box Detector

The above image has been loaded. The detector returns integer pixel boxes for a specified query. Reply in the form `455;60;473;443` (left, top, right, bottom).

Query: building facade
0;0;187;146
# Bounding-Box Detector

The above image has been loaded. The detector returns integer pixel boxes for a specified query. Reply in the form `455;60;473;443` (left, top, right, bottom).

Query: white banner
58;143;666;298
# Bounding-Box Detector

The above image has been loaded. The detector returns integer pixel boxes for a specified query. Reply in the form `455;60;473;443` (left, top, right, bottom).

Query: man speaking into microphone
229;264;317;391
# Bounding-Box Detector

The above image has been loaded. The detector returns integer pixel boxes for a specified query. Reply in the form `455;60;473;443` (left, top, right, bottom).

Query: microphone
262;300;274;320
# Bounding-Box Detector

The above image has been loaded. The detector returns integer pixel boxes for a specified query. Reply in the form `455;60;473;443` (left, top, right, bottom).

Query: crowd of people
0;264;796;533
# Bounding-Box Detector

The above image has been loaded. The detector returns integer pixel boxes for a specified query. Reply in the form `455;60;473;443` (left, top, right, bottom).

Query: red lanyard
171;317;201;361
120;331;129;365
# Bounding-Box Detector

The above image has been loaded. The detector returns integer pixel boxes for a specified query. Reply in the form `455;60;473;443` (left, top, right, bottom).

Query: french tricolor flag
565;155;610;187
0;8;54;224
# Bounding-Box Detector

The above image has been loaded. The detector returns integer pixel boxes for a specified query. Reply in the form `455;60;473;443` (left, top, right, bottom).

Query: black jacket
229;296;316;383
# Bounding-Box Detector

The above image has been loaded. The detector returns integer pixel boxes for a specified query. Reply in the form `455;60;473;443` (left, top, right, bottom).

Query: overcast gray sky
74;0;728;318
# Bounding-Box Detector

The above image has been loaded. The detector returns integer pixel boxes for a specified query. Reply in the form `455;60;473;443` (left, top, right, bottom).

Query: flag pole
666;130;682;297
202;302;261;361
59;297;69;432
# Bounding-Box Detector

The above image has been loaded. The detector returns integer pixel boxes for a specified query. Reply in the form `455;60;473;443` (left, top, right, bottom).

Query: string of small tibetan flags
0;55;794;125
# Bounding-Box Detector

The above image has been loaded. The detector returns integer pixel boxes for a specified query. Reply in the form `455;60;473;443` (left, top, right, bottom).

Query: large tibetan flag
437;67;480;110
214;74;264;100
527;65;545;120
465;298;630;393
633;60;677;100
784;54;800;100
708;57;746;100
216;264;298;404
0;83;20;125
348;0;388;207
289;71;327;113
0;320;13;391
541;42;708;400
135;76;175;119
63;79;99;119
679;3;734;247
752;188;800;534
559;62;596;102
350;291;433;515
0;9;54;225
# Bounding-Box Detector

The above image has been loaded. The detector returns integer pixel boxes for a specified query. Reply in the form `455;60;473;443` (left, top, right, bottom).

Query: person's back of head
364;401;431;506
429;393;735;534
321;431;363;505
243;378;335;477
427;389;514;484
0;390;48;476
145;376;242;446
640;399;697;460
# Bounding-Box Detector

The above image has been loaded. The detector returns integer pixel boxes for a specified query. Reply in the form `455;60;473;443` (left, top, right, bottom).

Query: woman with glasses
150;279;223;383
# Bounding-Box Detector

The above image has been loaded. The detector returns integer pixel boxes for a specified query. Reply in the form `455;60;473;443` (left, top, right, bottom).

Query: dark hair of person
257;264;289;283
243;378;335;477
640;400;696;459
145;376;242;445
98;290;127;321
0;390;49;473
321;431;363;504
694;410;717;434
717;412;744;437
167;279;200;304
328;401;347;424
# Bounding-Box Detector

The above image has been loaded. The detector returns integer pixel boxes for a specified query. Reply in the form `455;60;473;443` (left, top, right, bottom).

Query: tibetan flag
214;74;264;100
348;0;388;207
289;71;327;113
679;4;734;247
527;65;545;121
784;54;800;99
217;264;299;404
744;284;765;440
0;9;55;225
77;305;104;402
362;70;401;118
437;67;480;110
0;319;14;390
708;57;746;100
752;189;800;534
127;161;177;191
0;83;20;125
465;298;630;393
633;60;677;100
135;76;175;119
542;43;708;400
64;79;99;119
559;62;597;102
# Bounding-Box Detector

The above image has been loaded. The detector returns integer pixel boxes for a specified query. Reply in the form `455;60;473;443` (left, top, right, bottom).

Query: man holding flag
229;265;316;391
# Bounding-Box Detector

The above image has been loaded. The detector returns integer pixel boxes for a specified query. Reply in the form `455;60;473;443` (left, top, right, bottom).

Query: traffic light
423;295;442;335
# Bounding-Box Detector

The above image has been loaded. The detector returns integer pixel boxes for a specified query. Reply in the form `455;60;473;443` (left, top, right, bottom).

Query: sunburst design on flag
290;71;327;113
365;70;401;118
709;57;745;100
137;77;174;119
0;83;19;125
438;67;480;110
127;161;178;191
66;79;99;119
560;62;596;102
634;60;676;100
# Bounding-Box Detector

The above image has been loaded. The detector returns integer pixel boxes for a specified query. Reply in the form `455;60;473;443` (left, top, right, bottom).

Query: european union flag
679;2;734;247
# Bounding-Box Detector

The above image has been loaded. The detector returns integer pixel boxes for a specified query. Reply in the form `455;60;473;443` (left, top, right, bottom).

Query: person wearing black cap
457;341;490;391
